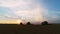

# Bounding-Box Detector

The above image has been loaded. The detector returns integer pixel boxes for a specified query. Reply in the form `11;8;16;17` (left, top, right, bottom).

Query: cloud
11;3;48;22
0;0;40;7
0;0;48;23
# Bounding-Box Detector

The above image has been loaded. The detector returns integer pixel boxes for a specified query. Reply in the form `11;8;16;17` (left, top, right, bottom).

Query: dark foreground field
0;24;60;34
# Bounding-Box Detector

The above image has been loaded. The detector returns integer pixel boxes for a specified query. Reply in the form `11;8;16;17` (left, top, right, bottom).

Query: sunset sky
0;0;60;24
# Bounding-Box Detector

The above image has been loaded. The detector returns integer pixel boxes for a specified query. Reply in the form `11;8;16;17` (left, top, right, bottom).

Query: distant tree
27;22;31;25
41;21;48;25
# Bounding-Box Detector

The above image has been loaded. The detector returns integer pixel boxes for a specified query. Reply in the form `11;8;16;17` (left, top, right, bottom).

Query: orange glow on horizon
0;19;23;24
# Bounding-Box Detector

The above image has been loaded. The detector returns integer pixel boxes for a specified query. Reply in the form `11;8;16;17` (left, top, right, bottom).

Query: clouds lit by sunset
0;0;60;24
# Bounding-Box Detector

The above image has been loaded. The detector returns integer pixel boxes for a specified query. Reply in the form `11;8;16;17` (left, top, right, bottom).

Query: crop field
0;24;60;34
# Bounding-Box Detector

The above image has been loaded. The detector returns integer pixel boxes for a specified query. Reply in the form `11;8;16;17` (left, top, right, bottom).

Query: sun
17;20;22;24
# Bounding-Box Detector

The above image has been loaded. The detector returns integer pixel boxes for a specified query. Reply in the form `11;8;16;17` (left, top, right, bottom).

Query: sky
0;0;60;24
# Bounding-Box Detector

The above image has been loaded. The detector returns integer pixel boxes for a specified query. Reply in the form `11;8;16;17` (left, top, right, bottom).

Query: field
0;24;60;34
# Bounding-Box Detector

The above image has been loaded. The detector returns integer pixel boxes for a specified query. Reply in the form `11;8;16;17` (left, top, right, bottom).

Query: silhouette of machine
41;21;48;25
27;22;31;25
